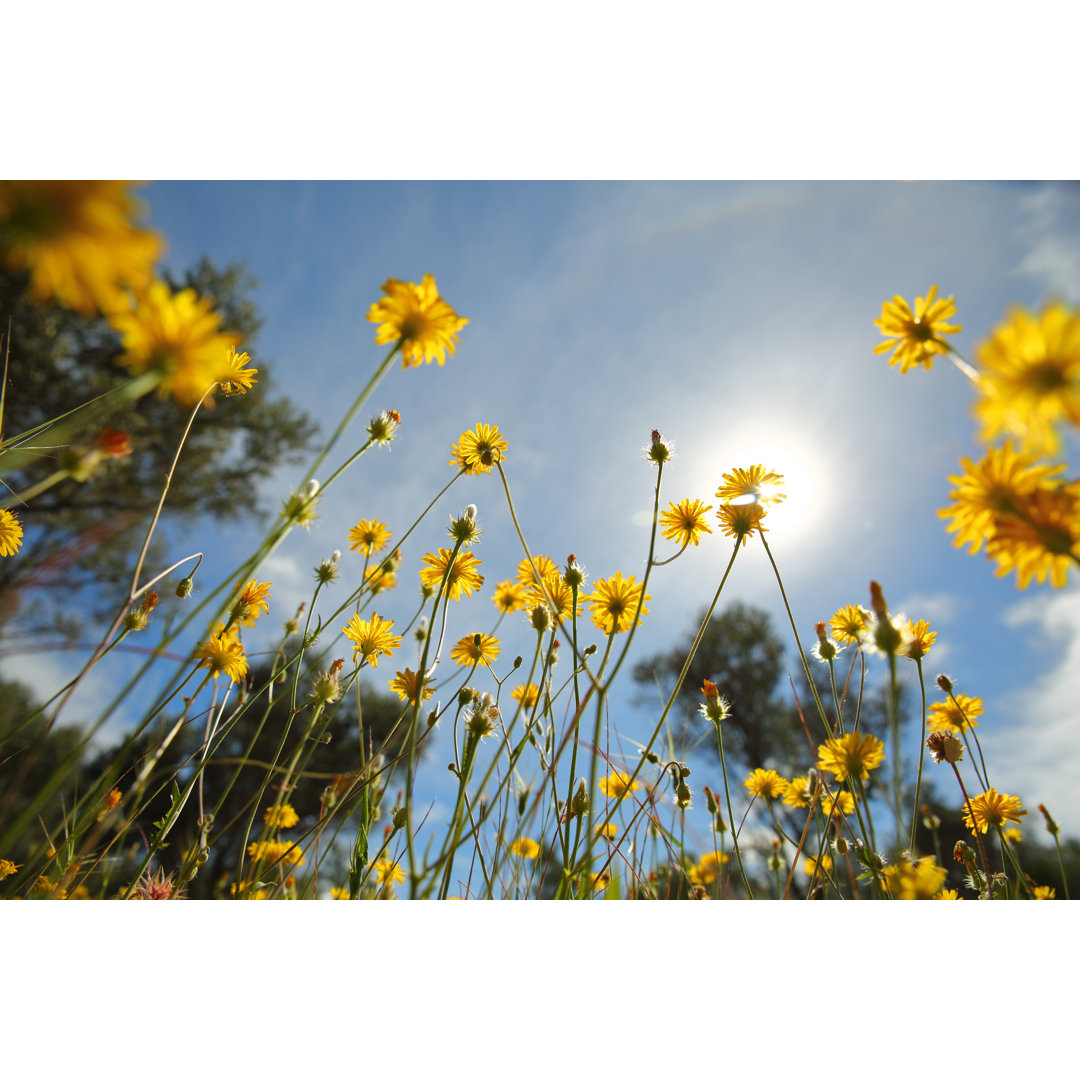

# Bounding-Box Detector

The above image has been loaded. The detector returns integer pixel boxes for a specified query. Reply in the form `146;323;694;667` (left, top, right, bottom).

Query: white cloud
982;587;1080;836
1012;184;1080;300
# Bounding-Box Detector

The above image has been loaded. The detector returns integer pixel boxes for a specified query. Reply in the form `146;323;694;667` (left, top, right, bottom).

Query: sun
699;424;826;546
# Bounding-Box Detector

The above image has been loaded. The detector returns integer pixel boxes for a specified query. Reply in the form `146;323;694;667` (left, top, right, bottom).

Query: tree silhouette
0;258;318;637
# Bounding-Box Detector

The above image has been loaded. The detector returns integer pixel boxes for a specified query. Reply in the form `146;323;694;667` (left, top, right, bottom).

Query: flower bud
530;604;551;632
176;576;195;598
675;782;692;809
571;779;590;817
391;806;409;831
1038;803;1060;837
936;673;954;694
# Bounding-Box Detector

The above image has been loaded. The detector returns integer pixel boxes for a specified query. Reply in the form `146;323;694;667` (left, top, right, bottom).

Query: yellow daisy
598;771;641;799
716;465;786;507
509;838;541;859
744;768;786;799
217;347;259;397
874;284;961;373
374;857;407;885
111;280;243;408
829;604;867;645
962;789;1026;834
928;693;983;734
418;548;484;601
938;441;1064;556
230;579;271;627
263;803;299;830
367;274;468;367
195;624;248;683
455;422;508;472
388;667;434;704
0;508;24;557
348;518;392;556
659;497;714;547
585;572;649;635
0;180;161;315
986;481;1080;589
716;502;767;546
881;855;948;899
511;683;540;708
492;579;529;614
342;612;402;667
974;302;1080;456
450;632;502;667
817;731;885;783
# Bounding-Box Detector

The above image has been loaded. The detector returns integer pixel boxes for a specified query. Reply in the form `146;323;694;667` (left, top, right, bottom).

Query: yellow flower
744;768;786;799
936;888;961;900
716;465;786;507
1032;885;1056;900
803;854;833;878
509;838;541;860
0;508;24;557
821;790;856;818
585;572;649;635
263;804;299;830
388;667;434;704
974;302;1080;456
829;604;867;645
247;839;305;867
450;632;502;667
780;776;816;810
938;442;1065;556
817;731;885;783
111;280;243;408
230;881;268;900
374;857;406;885
985;481;1080;589
963;788;1026;834
367;274;468;368
901;619;936;661
928;692;983;734
455;422;507;472
716;502;767;546
230;579;271;627
595;822;618;840
516;554;559;588
512;683;540;708
330;886;350;899
195;624;248;683
525;573;581;624
418;548;484;601
659;498;714;547
0;180;161;315
874;284;961;373
492;579;529;614
598;771;641;799
689;850;730;886
348;518;392;556
881;855;948;899
217;347;259;397
364;561;398;594
342;612;401;667
0;858;22;879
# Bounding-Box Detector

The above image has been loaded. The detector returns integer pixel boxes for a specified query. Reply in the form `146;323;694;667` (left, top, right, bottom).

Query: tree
633;602;806;773
0;258;318;637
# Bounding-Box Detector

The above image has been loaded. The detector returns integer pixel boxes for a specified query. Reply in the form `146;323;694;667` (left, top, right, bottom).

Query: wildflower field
2;180;1079;906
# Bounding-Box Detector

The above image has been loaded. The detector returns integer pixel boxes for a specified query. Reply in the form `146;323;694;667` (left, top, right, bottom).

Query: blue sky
9;181;1080;847
137;180;1080;840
